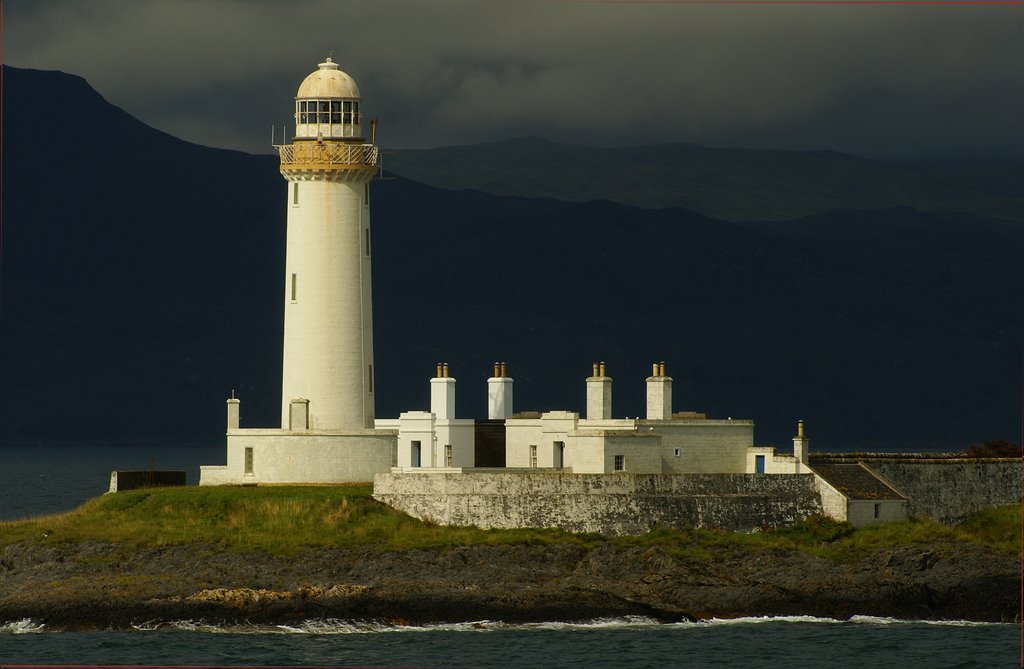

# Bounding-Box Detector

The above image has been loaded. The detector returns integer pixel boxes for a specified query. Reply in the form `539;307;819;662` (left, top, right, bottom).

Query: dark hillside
384;137;1024;223
2;66;1021;450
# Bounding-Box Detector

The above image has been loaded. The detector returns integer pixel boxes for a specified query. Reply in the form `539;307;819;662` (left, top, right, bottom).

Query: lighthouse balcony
276;142;378;171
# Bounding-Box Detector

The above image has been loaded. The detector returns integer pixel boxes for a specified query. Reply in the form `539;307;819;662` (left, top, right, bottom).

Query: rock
0;539;1017;629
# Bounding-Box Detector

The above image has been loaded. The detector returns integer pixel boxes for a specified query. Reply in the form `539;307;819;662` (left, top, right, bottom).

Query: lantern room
293;58;362;140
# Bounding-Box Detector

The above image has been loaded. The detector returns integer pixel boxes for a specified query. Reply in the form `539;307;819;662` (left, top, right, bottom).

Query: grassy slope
1;487;1018;560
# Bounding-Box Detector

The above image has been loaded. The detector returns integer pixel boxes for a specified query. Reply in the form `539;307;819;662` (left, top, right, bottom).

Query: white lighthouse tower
278;58;378;430
200;59;396;486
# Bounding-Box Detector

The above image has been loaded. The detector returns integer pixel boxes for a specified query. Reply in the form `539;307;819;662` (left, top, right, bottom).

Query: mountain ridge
383;135;1024;223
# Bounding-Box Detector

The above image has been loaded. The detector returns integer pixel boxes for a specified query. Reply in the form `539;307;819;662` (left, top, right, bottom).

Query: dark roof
811;464;906;500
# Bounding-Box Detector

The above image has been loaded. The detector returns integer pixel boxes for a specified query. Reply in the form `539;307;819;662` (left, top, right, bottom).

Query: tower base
200;428;397;485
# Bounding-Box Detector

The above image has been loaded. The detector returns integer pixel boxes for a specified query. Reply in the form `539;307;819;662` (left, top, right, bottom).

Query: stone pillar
586;361;612;420
226;397;241;431
289;398;310;430
431;363;456;420
646;362;672;420
487;362;513;420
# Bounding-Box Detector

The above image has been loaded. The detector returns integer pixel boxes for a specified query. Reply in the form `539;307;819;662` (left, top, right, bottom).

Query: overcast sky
5;0;1023;161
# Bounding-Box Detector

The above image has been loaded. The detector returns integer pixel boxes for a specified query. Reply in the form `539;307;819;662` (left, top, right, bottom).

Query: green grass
0;486;589;555
1;486;1018;558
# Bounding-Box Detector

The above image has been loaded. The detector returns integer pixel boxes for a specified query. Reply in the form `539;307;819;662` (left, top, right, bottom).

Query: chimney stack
430;362;456;420
586;361;612;420
646;361;672;420
487;361;514;419
793;419;810;466
226;396;241;431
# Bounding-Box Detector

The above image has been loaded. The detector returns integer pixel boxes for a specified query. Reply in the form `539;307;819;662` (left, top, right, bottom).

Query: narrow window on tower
293;182;299;206
290;274;297;302
368;364;373;393
364;183;369;207
365;229;370;257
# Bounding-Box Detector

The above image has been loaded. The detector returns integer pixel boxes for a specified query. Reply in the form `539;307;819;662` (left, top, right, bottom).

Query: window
365;228;370;256
293;182;299;205
297;99;360;130
529;445;538;468
613;455;625;472
368;364;373;393
674;448;680;457
874;503;881;519
444;445;453;467
364;183;369;207
290;273;297;302
244;447;254;474
554;441;565;469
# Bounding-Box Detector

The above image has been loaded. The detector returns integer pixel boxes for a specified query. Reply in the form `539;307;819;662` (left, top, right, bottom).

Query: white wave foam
121;614;1012;635
695;615;844;626
849;615;1011;627
0;618;46;634
140;616;665;635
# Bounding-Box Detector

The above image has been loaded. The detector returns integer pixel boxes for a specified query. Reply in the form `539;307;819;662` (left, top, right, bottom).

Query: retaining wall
373;472;823;536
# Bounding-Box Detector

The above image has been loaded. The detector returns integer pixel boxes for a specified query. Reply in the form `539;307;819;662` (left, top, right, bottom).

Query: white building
201;58;396;486
383;361;759;476
199;59;793;487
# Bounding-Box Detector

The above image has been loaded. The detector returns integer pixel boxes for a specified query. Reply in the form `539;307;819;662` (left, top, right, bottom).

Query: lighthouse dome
293;57;363;140
296;58;361;99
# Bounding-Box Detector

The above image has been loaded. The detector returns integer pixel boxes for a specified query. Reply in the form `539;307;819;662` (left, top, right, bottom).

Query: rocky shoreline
0;540;1018;630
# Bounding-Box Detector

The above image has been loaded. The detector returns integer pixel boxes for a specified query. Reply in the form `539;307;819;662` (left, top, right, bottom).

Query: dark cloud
6;0;1022;161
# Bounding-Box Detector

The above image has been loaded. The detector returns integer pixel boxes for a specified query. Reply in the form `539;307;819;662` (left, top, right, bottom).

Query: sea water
1;617;1017;667
0;444;222;521
0;447;1019;666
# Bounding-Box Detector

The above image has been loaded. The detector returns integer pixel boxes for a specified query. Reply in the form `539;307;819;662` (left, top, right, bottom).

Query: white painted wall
200;429;396;485
280;172;375;430
505;418;544;468
393;411;433;468
435;419;476;468
746;446;810;474
506;414;752;475
644;421;754;474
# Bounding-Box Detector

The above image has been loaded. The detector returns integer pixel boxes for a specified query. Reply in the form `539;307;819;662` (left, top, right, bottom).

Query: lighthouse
201;58;396;486
278;58;378;430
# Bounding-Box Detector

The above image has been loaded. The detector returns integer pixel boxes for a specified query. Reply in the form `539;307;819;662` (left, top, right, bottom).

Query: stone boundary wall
816;456;1020;523
373;472;823;536
857;460;1021;523
109;470;187;493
